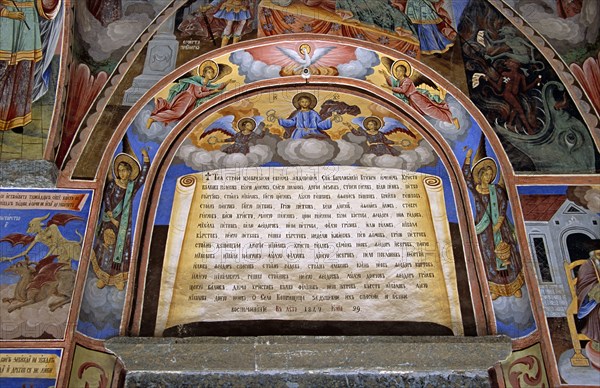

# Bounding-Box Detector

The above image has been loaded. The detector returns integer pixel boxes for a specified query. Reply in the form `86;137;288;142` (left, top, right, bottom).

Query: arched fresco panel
1;1;599;387
68;79;543;346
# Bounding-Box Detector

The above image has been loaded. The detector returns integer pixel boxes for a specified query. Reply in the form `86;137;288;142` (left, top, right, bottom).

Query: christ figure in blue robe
278;94;333;140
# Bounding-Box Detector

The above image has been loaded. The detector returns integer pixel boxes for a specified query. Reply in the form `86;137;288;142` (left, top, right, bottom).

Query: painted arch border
61;33;598;183
84;75;546;348
125;81;490;338
63;35;556;345
58;0;600;180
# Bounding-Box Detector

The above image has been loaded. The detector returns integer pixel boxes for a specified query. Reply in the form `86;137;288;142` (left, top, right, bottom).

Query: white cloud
276;139;336;165
338;48;380;80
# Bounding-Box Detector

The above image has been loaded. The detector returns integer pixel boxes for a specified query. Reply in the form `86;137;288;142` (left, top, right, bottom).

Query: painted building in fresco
522;196;600;317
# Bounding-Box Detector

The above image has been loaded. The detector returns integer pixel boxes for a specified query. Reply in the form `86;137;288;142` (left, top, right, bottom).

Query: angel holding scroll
200;116;269;155
147;60;233;128
380;59;459;129
344;116;416;156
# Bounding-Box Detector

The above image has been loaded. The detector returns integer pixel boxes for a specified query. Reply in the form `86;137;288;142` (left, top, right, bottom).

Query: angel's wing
351;116;366;126
199;115;237;140
310;47;336;64
381;56;394;74
253;116;266;132
497;173;505;189
413;73;447;101
276;47;305;65
412;73;439;91
380;118;416;138
215;63;233;81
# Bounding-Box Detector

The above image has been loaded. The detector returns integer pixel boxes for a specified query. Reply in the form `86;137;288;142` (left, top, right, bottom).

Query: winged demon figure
0;213;84;264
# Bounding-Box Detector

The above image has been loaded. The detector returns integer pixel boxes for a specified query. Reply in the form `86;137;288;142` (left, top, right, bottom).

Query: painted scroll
155;166;462;335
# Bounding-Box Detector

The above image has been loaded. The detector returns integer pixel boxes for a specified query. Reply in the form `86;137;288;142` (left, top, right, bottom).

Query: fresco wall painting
1;0;599;386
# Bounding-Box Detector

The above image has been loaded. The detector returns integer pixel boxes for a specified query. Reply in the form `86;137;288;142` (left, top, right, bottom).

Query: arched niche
73;35;544;350
74;72;543;343
131;83;483;337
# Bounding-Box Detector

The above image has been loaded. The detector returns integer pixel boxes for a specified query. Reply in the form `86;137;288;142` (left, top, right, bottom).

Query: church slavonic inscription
156;167;462;335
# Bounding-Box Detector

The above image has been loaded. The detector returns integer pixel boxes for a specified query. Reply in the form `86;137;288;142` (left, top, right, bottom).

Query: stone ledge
0;160;58;188
107;336;511;387
123;371;493;387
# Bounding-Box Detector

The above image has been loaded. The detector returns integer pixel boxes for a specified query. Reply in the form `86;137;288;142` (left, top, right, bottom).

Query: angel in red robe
147;60;232;128
381;59;459;128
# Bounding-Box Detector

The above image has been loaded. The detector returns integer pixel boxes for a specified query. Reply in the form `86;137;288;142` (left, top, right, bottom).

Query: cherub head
392;60;413;80
363;116;382;135
237;118;257;135
198;60;219;82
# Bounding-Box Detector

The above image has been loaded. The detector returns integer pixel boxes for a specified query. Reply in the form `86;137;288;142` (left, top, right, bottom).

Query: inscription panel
156;167;462;335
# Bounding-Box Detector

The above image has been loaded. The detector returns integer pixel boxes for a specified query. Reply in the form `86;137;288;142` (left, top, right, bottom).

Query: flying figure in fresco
200;116;270;155
275;92;341;140
147;60;233;128
380;59;459;128
462;144;524;300
344;116;416;156
0;213;84;265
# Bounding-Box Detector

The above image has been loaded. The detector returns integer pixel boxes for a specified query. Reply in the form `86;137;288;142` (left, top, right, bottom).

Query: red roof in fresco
520;195;567;221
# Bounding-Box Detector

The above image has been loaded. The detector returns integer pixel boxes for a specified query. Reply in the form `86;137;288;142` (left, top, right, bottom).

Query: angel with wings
345;116;415;156
147;60;233;128
380;59;459;128
200;116;268;155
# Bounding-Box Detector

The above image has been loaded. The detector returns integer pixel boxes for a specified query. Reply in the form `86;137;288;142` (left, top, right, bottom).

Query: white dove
277;45;336;72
